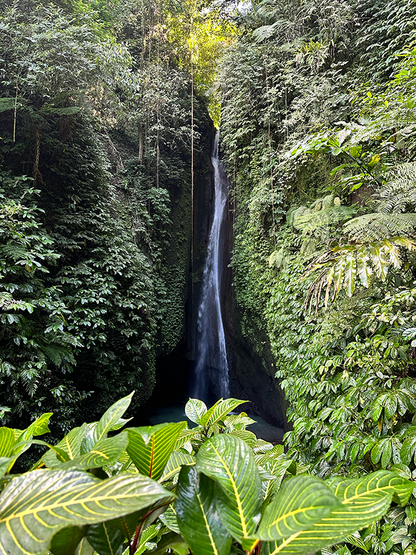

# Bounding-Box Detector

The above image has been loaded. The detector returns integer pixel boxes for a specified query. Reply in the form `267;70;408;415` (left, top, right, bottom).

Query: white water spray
193;133;229;401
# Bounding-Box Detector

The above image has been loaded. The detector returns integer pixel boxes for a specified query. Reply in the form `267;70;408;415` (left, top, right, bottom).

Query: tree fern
378;162;416;213
296;205;357;232
344;213;416;241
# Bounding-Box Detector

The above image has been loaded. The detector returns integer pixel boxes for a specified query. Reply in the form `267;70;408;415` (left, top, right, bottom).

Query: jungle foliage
220;0;416;554
0;393;413;555
0;0;230;432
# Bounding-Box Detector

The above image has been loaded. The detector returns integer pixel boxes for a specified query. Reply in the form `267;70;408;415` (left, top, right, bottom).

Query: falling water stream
145;133;284;441
192;132;229;402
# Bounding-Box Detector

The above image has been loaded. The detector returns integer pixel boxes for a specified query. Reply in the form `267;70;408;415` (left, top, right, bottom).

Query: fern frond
378;162;416;213
296;205;357;232
344;213;416;241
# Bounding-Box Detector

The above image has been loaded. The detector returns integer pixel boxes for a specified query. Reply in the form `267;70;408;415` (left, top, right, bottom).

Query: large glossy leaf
159;505;180;534
87;522;124;555
50;527;87;555
15;412;53;443
257;476;341;541
0;457;12;479
185;399;208;424
230;430;257;447
58;434;129;471
0;469;172;555
174;427;202;451
263;471;414;555
159;451;195;483
196;434;262;542
81;392;133;453
259;457;293;501
127;422;186;480
107;498;173;541
44;424;89;468
176;465;232;555
0;428;15;457
75;538;94;555
135;524;160;555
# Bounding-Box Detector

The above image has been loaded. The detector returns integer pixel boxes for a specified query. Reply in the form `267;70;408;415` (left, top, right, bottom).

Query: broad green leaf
200;399;247;428
344;532;368;552
107;511;141;540
50;526;87;555
400;427;416;465
87;522;124;555
257;476;341;541
401;436;416;465
59;434;129;471
9;414;54;469
44;424;89;468
356;249;371;288
176;465;232;555
185;399;208;424
109;417;132;432
160;505;180;534
0;469;172;555
160;451;195;483
262;459;300;501
264;471;414;555
0;457;12;479
229;430;257;447
143;532;188;555
0;428;15;457
81;392;134;453
174;427;202;450
344;254;356;297
135;524;160;555
325;265;335;306
108;498;173;541
255;445;285;465
370;244;388;281
15;413;53;443
75;538;94;555
196;434;262;541
333;259;346;299
371;438;394;469
225;414;256;430
127;422;186;480
199;399;223;427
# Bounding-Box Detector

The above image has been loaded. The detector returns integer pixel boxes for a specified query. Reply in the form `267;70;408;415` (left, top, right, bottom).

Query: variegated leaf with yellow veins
127;421;186;480
263;471;414;555
0;469;172;555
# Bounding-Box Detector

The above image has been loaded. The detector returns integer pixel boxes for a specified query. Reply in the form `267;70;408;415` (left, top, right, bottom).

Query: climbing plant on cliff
0;0;222;432
220;1;416;553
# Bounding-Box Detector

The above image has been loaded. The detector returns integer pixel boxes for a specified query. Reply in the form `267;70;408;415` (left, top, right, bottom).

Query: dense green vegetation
0;0;223;432
220;0;416;552
0;393;414;555
2;0;416;553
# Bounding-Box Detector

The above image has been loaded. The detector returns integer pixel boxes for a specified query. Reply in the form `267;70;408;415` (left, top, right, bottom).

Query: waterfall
193;132;229;402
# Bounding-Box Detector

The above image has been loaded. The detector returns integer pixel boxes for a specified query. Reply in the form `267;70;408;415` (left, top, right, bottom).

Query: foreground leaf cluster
0;393;413;555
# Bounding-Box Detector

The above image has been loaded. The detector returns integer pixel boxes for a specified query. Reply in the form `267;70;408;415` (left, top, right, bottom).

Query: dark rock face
221;176;289;431
153;122;288;432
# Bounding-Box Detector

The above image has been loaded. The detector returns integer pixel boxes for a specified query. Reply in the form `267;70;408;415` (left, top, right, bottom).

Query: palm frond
304;237;416;311
343;213;416;241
